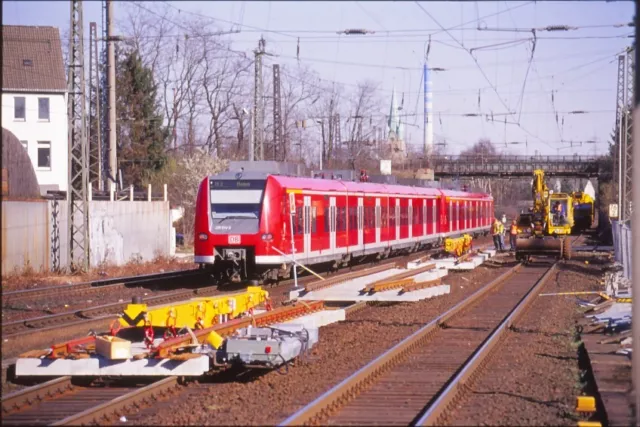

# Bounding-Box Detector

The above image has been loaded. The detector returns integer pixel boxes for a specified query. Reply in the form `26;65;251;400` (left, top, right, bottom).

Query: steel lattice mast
622;47;635;221
67;0;90;271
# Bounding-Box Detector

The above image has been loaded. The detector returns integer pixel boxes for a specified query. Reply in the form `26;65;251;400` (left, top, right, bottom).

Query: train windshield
209;179;266;219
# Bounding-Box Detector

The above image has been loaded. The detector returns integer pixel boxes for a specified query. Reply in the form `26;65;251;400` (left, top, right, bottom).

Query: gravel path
447;259;606;426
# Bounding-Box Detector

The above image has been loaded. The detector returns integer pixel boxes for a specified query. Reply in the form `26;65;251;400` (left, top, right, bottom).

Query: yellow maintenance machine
115;286;271;347
570;191;595;233
515;169;573;262
444;234;473;258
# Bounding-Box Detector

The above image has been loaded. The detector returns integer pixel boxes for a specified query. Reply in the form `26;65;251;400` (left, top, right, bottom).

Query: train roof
207;172;492;199
267;175;491;198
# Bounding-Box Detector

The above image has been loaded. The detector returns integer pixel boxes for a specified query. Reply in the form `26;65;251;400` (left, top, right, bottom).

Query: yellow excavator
515;169;572;262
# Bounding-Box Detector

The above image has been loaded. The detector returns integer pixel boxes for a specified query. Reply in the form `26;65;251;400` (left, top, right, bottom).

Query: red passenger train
194;170;494;282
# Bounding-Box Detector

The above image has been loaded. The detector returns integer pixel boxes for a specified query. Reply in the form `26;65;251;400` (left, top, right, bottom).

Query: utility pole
623;47;635;221
251;38;266;162
632;2;640;423
89;22;103;191
67;0;89;271
273;64;283;162
615;54;625;213
251;37;275;162
106;0;117;191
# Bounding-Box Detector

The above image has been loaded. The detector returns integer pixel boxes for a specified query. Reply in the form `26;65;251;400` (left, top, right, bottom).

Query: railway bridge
403;155;603;178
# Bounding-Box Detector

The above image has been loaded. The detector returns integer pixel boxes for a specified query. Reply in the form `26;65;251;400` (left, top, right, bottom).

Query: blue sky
3;1;634;156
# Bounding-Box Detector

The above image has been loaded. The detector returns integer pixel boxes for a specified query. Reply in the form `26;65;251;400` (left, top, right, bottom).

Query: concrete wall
1;200;50;273
1;92;68;193
1;199;170;275
89;201;171;266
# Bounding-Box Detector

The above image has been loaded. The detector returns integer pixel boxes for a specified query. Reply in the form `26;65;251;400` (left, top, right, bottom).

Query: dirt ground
1;256;196;292
448;257;608;426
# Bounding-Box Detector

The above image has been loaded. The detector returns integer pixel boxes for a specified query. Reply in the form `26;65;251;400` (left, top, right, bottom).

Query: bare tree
201;37;252;156
342;80;382;170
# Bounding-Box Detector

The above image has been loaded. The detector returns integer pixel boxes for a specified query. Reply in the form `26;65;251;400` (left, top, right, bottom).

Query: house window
37;141;51;169
14;97;25;120
38;98;50;121
20;140;28;151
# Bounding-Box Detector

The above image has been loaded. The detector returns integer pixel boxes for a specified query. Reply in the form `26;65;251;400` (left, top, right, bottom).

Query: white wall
1;200;171;275
1;91;68;193
88;201;171;267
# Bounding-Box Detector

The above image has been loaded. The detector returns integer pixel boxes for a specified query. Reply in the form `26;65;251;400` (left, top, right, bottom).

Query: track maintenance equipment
116;286;271;347
515;169;573;262
571;190;595;233
444;234;473;258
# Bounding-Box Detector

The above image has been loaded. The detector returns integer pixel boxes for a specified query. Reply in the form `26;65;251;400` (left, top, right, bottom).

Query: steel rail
2;285;220;338
415;262;558;426
2;268;204;302
279;262;523;426
1;376;73;415
50;377;180;426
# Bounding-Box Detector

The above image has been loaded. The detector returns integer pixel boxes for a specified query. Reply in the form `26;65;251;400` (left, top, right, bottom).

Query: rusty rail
416;263;558;425
2;376;73;415
360;263;436;294
50;377;180;426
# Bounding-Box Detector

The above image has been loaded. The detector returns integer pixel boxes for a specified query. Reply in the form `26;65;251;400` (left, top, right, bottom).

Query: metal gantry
251;37;266;161
614;54;626;209
67;0;90;271
622;47;635;221
89;22;103;191
272;64;283;162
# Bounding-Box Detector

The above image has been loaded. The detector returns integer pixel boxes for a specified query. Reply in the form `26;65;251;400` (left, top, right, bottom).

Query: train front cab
194;173;277;282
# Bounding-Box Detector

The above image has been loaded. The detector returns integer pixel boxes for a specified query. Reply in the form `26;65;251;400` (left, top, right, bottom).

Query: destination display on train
209;179;266;190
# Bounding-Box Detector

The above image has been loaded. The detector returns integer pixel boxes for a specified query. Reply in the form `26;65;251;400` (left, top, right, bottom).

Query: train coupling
215;324;318;369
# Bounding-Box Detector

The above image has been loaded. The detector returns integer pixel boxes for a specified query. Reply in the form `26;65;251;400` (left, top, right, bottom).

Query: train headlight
261;233;273;242
198;233;209;241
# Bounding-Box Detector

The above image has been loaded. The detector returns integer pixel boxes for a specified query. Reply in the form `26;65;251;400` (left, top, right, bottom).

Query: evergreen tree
115;48;169;188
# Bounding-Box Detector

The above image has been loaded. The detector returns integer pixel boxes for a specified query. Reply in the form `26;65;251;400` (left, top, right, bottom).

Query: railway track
1;299;370;426
280;259;558;426
2;268;205;305
1;375;180;426
2;242;491;340
2;285;223;338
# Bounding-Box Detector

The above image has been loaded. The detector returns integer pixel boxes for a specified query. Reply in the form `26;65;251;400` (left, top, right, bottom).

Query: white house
2;25;68;195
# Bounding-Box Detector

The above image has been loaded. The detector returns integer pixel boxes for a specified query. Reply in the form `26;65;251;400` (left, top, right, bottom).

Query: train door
330;196;336;254
375;198;381;245
303;196;311;258
358;197;364;250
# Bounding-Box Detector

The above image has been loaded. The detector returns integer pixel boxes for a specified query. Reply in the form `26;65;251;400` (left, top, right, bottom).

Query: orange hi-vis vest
510;224;518;235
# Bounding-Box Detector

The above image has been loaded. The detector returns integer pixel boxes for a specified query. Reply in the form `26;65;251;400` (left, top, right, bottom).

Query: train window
311;206;317;233
413;204;421;225
390;205;396;228
295;207;304;235
324;207;329;232
337;207;346;232
381;207;388;228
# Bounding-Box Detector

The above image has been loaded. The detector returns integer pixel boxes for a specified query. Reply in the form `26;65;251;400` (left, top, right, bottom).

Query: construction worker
509;219;518;251
492;218;504;252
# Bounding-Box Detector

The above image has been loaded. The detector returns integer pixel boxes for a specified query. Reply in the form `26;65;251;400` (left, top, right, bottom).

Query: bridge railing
400;154;602;176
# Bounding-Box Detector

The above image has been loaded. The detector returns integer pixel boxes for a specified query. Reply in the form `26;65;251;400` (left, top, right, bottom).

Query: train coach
194;170;494;283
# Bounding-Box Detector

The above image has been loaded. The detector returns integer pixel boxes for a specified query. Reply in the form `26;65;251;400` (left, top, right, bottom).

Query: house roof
2;25;66;93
